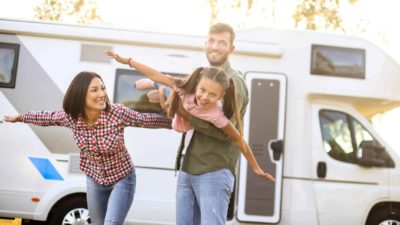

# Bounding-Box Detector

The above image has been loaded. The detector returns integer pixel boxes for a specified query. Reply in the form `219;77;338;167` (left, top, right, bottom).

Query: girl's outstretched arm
221;122;275;182
106;51;176;88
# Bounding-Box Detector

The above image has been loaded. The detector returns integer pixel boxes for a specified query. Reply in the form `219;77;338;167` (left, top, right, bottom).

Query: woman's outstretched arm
3;115;22;122
106;51;176;88
4;111;69;127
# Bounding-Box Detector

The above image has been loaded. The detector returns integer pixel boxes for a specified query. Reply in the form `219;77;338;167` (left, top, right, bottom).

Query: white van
1;18;400;225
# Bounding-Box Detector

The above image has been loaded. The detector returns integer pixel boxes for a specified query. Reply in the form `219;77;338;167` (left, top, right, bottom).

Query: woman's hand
3;115;22;123
106;51;129;64
254;168;275;182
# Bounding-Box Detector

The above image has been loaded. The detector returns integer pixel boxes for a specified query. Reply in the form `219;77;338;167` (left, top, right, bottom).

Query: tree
205;0;274;27
34;0;101;23
292;0;359;31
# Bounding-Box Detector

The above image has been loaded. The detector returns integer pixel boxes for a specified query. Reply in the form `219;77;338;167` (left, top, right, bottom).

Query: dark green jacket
175;61;249;175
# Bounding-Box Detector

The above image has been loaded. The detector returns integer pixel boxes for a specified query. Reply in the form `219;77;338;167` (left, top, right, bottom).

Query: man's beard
207;52;228;67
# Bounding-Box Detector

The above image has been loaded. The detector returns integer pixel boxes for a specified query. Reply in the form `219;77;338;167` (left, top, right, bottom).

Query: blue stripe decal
29;157;64;181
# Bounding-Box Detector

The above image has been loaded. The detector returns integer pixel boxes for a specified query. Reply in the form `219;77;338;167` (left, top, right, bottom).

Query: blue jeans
86;169;136;225
176;168;235;225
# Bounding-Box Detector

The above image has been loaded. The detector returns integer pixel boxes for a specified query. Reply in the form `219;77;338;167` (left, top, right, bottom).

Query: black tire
367;208;400;225
21;219;46;225
47;196;91;225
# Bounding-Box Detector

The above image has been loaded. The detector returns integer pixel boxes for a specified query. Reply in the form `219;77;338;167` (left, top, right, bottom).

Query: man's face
205;31;234;67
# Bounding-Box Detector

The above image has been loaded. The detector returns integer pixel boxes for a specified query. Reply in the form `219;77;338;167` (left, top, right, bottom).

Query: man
174;23;249;225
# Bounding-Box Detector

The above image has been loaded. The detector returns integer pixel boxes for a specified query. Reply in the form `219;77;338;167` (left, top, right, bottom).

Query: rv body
1;18;400;224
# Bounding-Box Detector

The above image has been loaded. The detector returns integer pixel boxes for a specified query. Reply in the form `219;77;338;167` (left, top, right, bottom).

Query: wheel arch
48;193;87;217
32;182;86;221
365;201;400;224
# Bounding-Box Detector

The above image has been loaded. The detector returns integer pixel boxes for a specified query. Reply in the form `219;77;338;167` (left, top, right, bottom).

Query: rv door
311;104;391;225
237;72;286;223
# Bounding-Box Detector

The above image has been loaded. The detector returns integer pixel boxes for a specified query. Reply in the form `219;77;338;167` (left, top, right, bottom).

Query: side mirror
357;140;385;167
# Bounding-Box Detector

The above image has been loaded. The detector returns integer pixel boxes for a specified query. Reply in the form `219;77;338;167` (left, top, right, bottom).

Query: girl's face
85;77;107;112
195;77;224;110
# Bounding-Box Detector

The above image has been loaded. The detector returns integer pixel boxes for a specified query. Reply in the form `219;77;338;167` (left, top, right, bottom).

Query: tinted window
311;45;365;79
320;110;355;163
0;42;19;88
113;68;185;113
319;110;394;167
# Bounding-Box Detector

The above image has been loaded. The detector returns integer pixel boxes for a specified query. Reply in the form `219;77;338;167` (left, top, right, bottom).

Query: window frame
319;110;357;163
310;44;366;79
113;68;186;113
318;109;392;166
0;42;20;88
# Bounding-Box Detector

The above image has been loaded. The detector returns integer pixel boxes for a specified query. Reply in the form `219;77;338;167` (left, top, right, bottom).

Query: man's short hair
209;23;235;45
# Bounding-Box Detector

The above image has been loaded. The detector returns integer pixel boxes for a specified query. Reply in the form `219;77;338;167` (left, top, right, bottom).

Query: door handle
317;161;327;178
269;139;284;161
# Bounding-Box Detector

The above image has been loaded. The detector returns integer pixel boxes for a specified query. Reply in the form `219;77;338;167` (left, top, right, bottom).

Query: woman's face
195;77;224;110
85;77;107;112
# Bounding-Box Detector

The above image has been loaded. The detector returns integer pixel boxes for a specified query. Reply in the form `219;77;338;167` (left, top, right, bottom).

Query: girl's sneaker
146;90;161;103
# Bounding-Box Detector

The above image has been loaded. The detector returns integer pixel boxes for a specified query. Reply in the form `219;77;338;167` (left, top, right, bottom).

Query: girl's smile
195;77;224;110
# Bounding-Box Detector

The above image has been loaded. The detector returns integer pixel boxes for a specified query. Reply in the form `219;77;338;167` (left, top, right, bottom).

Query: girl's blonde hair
166;67;243;136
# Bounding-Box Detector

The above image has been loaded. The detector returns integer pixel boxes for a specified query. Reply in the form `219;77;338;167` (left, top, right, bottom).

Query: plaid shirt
21;103;171;185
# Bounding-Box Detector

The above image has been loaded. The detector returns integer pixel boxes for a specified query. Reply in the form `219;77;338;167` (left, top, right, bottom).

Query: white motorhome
0;18;400;225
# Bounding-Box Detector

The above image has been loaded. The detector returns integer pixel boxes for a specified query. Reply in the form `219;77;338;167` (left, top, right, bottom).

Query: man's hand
176;102;190;120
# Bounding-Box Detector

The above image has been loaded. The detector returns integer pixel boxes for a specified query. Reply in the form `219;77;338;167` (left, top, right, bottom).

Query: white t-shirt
182;129;194;155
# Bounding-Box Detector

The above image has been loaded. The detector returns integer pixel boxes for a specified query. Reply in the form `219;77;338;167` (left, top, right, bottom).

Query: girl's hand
3;115;22;123
255;168;275;182
106;51;129;64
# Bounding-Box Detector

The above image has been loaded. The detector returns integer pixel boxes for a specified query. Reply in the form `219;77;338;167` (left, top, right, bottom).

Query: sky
0;0;399;59
1;0;400;150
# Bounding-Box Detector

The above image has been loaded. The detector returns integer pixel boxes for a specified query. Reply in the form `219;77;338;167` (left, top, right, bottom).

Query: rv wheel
48;196;91;225
367;208;400;225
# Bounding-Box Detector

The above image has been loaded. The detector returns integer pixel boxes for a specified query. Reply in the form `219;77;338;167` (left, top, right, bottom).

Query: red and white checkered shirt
21;103;171;185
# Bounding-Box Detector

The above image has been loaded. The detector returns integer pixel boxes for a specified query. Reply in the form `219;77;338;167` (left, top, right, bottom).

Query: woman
4;71;171;225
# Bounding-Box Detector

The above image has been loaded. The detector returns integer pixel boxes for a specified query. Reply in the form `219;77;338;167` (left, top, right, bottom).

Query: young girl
3;71;171;225
107;51;275;182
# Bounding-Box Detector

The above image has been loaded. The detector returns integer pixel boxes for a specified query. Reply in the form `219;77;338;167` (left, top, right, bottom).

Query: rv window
114;68;185;113
311;45;365;79
0;42;19;88
319;110;394;167
319;111;355;163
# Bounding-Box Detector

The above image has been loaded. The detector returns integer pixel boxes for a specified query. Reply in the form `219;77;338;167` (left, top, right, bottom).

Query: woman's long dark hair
63;71;111;120
166;67;243;136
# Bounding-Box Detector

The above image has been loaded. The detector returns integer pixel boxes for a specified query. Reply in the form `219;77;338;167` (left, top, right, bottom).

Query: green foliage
292;0;359;31
34;0;101;23
205;0;271;27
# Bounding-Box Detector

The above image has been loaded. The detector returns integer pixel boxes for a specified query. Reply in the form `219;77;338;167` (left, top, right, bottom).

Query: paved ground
0;219;21;225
